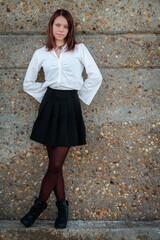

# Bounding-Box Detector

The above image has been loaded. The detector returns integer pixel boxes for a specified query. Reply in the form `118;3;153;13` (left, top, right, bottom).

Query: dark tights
38;146;70;203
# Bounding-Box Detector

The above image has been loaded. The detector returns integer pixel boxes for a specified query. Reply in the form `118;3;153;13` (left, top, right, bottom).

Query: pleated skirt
30;87;86;147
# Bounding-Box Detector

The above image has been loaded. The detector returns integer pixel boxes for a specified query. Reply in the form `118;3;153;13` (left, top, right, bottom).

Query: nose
59;26;64;32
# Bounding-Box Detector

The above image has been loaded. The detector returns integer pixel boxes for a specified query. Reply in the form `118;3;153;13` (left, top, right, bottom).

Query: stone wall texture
0;0;160;221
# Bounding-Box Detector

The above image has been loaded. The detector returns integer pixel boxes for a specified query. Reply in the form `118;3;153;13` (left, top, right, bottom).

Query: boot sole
55;224;67;229
20;219;34;228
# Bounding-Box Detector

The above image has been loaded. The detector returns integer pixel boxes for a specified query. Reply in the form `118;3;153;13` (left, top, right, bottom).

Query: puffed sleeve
78;43;102;105
23;50;46;103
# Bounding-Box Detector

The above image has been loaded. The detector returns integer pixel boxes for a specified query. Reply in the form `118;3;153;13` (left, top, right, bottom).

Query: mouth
57;34;64;36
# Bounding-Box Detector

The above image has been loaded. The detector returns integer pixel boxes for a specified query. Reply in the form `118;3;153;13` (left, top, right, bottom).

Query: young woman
20;9;102;229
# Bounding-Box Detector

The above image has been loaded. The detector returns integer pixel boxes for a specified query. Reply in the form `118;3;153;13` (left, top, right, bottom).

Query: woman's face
52;16;69;42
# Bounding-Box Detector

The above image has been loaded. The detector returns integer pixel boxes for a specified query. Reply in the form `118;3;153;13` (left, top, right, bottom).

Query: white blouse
23;43;102;105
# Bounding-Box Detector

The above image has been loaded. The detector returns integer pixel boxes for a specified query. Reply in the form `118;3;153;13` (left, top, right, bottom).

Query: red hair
46;9;77;51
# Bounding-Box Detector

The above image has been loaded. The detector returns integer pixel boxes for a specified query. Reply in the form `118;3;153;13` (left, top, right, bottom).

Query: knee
48;162;62;174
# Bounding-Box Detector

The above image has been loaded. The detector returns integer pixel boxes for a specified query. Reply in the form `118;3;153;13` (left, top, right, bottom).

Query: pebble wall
0;0;160;221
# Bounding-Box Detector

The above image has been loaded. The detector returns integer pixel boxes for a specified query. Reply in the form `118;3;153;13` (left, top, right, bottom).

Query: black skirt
30;87;86;147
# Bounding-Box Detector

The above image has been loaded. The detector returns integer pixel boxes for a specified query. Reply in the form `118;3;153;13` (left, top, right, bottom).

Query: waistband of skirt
47;87;78;97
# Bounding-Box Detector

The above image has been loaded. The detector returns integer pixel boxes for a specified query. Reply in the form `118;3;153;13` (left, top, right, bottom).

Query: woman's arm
78;43;102;105
23;50;46;103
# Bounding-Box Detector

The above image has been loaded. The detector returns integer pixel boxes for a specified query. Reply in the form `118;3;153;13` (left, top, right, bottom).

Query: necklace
55;45;64;52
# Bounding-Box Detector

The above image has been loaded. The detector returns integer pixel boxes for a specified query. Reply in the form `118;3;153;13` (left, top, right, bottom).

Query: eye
64;26;69;29
55;23;61;27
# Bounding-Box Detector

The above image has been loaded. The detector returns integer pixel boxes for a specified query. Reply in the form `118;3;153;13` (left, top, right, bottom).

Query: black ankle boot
55;200;68;229
20;198;47;227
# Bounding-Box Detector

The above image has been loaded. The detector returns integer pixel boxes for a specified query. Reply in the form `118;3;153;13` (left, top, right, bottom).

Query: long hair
46;9;77;51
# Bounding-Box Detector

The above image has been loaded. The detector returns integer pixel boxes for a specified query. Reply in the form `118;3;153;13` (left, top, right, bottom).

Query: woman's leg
38;146;70;203
20;146;69;228
48;146;66;201
53;171;65;201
